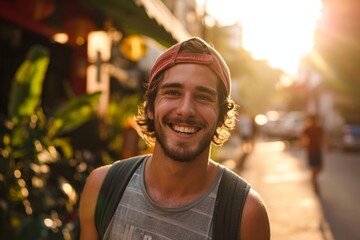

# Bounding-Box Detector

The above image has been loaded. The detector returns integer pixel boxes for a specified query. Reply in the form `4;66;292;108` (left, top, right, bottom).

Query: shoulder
80;164;112;206
240;188;270;240
79;164;112;205
82;165;112;195
79;156;147;221
79;165;112;240
91;164;111;181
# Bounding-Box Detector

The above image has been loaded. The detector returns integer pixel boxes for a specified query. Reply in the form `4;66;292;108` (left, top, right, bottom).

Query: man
236;108;256;154
302;114;324;193
79;37;270;240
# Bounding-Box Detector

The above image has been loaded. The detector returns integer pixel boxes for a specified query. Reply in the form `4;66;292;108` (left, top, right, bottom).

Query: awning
82;0;192;47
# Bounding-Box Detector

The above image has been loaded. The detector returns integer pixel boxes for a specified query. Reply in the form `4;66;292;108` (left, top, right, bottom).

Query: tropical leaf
47;92;101;138
8;45;50;119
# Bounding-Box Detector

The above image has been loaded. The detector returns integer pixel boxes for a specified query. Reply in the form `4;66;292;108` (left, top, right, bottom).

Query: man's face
148;63;220;162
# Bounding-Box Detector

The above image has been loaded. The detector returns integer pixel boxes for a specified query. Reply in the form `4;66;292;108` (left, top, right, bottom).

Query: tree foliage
0;45;101;240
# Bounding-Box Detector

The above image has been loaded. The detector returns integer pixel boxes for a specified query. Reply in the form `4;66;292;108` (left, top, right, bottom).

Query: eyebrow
160;82;182;90
160;82;217;96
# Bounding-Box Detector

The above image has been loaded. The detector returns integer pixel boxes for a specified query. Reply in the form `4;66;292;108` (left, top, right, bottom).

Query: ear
147;108;154;120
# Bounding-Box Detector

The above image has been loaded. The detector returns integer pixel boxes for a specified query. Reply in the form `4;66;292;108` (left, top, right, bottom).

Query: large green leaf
47;92;101;138
8;45;50;119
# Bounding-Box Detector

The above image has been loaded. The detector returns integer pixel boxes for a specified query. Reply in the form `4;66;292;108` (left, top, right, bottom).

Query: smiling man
79;37;270;240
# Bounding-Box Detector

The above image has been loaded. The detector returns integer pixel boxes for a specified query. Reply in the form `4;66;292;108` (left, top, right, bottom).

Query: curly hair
135;39;238;147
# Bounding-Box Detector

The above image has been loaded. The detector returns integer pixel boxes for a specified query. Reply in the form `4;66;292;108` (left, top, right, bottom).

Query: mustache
165;116;204;127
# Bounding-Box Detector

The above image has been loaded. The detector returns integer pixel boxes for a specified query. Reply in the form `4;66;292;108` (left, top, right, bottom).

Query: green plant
0;45;100;239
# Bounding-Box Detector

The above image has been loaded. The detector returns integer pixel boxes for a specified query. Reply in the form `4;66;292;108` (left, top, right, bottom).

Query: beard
154;116;216;162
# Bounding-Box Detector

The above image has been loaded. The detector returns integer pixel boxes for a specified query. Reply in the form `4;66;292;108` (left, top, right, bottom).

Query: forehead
160;63;219;90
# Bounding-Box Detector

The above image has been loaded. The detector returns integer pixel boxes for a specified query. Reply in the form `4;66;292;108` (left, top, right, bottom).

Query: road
216;136;360;240
319;149;360;240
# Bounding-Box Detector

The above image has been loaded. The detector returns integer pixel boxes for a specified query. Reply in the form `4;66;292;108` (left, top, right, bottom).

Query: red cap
149;37;231;95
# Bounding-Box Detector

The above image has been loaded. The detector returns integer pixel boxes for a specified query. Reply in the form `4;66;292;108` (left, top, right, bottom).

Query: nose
176;94;196;117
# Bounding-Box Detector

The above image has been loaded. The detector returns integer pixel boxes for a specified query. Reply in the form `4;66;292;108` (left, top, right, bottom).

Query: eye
164;90;180;96
198;95;210;101
197;94;214;102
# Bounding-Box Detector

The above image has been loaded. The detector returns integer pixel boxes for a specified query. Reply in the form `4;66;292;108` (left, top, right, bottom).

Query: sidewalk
217;138;334;240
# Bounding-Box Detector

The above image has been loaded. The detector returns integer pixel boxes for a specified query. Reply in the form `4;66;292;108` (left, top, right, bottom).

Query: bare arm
240;188;270;240
79;165;111;240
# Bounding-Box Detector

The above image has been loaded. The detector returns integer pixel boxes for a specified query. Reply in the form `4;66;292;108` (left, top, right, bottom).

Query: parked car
342;123;360;150
262;111;306;140
328;121;360;151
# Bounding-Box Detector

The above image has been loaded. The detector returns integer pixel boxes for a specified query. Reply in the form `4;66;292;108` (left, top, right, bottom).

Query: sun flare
201;0;322;75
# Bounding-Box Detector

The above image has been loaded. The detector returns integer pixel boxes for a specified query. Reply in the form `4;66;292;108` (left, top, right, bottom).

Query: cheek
211;109;222;128
209;104;220;120
200;107;220;128
153;97;173;115
148;97;167;120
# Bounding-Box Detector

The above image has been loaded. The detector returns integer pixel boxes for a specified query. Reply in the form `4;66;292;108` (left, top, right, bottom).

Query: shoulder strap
212;168;251;240
95;155;148;239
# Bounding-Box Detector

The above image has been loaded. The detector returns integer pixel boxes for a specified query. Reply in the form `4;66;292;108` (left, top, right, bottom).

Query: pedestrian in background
79;37;270;240
302;114;324;194
236;108;255;153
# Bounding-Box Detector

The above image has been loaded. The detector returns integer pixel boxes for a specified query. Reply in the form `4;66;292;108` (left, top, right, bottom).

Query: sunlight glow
200;0;323;75
263;171;309;183
255;141;286;152
255;114;268;125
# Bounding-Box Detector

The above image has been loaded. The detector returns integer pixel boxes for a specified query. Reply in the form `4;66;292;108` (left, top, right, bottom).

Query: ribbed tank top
103;158;224;240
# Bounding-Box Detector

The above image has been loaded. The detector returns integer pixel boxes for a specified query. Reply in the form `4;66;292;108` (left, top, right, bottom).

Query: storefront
0;0;190;117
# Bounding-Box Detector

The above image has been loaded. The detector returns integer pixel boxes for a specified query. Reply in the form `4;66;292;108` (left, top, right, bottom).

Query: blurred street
217;136;360;240
319;149;360;240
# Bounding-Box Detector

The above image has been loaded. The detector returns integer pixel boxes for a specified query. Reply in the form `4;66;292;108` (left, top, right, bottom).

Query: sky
199;0;323;75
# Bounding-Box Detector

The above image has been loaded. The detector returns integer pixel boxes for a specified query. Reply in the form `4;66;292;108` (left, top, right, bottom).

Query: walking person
302;114;324;194
236;108;255;154
79;37;270;240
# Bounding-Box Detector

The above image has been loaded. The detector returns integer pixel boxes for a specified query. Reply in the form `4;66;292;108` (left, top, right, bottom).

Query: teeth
173;125;197;134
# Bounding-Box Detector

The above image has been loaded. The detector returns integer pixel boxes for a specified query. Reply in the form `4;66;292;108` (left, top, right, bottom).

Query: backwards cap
149;37;231;95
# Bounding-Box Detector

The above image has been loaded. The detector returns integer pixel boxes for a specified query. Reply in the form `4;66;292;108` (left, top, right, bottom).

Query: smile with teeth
171;124;199;134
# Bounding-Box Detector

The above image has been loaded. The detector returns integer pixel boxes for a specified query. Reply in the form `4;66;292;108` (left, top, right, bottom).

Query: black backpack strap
212;168;251;240
95;155;149;239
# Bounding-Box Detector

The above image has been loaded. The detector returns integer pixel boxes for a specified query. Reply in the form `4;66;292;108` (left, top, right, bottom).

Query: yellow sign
120;35;147;61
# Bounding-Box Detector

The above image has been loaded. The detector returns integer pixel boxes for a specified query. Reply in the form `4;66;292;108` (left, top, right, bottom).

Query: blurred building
0;0;199;117
162;0;204;37
315;1;360;112
292;0;360;132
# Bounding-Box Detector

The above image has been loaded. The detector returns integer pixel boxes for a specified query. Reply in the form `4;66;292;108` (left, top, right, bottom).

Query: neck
144;144;218;207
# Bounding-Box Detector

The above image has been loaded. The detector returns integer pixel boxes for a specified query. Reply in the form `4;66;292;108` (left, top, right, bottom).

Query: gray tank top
104;158;224;240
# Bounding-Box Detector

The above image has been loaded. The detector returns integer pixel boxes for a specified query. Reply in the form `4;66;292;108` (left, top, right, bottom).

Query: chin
163;143;207;162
